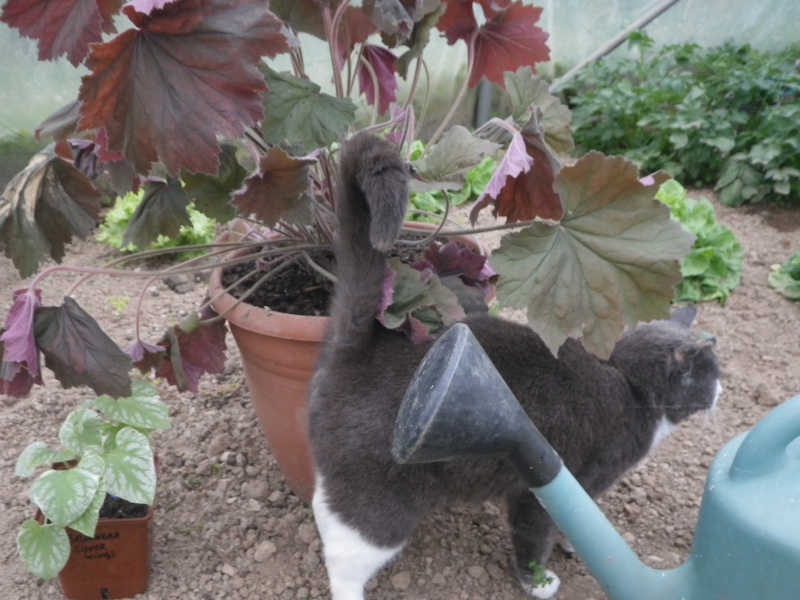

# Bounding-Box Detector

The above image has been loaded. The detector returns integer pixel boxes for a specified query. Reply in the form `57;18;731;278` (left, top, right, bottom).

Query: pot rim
208;246;330;342
208;222;491;342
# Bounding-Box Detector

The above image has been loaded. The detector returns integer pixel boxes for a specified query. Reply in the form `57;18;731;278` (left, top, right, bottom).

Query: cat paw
521;569;560;599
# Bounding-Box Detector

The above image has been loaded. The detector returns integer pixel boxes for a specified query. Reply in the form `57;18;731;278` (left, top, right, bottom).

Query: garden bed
1;196;798;599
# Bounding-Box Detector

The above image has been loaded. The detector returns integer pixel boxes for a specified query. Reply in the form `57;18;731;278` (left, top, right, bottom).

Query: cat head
611;306;721;425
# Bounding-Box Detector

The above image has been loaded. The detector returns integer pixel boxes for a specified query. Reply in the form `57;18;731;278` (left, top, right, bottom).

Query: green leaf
17;520;70;579
656;179;743;304
379;259;466;343
58;408;103;455
121;178;191;250
491;153;691;359
669;132;689;149
705;136;735;153
29;453;105;527
104;427;156;505
95;189;216;258
15;442;76;478
412;126;500;189
395;3;446;77
92;379;171;431
769;251;800;301
503;67;574;153
261;66;356;151
681;248;713;277
182;144;245;223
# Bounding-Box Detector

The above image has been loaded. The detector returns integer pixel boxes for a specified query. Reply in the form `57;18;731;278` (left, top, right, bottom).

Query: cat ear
672;338;715;374
670;305;697;328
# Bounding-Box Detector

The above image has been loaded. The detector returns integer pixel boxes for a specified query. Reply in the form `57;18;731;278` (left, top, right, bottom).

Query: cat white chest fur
650;380;722;454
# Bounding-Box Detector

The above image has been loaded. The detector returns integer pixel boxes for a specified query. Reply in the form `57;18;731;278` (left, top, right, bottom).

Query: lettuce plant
14;379;170;579
96;188;216;260
656;179;743;304
769;251;800;300
0;0;694;400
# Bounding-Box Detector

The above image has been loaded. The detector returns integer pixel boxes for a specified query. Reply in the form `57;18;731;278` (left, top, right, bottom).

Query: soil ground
1;191;799;600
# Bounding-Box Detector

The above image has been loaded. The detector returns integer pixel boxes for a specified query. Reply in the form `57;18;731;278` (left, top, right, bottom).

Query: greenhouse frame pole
549;0;683;92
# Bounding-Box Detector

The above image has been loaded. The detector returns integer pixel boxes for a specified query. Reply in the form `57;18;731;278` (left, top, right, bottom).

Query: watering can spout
392;324;692;600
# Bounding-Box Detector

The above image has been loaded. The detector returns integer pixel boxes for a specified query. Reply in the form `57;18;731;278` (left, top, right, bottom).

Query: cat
307;132;721;600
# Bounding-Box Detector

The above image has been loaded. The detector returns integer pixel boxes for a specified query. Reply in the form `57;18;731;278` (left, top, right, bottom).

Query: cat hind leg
508;492;561;599
313;477;405;600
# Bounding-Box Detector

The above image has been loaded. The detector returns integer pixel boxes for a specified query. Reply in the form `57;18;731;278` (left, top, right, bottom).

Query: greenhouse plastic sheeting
1;1;798;131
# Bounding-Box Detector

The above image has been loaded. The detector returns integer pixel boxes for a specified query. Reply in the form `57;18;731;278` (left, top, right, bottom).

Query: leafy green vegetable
408;153;497;222
768;251;800;300
656;179;743;304
568;40;800;207
96;189;216;259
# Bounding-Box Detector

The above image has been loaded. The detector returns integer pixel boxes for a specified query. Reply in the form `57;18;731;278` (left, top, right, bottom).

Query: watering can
392;323;800;600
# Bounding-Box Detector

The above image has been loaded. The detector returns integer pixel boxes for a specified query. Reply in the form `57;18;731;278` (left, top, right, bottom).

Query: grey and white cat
307;133;721;600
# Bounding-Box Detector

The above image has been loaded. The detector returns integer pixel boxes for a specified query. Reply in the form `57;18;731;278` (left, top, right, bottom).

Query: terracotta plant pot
209;262;326;503
209;223;490;503
36;507;154;600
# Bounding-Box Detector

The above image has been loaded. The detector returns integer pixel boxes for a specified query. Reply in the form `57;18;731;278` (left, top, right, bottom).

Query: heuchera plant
0;0;694;400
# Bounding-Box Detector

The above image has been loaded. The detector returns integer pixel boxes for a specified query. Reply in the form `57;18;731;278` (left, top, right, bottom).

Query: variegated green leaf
17;519;70;579
92;379;170;431
104;427;156;505
30;453;105;526
68;481;107;538
15;442;76;478
59;408;103;454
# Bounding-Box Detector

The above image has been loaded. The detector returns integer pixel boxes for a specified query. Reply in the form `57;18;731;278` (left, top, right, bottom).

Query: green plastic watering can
393;323;800;600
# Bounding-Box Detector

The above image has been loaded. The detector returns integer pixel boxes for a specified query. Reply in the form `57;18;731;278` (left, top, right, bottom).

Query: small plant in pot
0;1;693;496
14;379;170;599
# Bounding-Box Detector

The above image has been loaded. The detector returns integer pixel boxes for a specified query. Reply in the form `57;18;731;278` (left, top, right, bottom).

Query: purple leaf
33;297;133;397
470;110;563;225
78;0;289;175
358;44;399;116
232;147;315;227
0;290;44;396
437;1;549;88
475;132;531;204
0;147;102;278
378;265;398;317
154;311;227;392
68;139;103;179
414;241;497;299
0;0;122;67
127;339;166;376
1;289;42;376
35;100;81;141
127;0;178;13
0;339;42;397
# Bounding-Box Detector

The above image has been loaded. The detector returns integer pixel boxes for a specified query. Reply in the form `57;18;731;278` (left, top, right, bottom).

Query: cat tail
328;132;410;348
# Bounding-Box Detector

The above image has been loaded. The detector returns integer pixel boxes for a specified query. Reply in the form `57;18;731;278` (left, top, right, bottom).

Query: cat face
664;335;720;424
610;306;721;426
